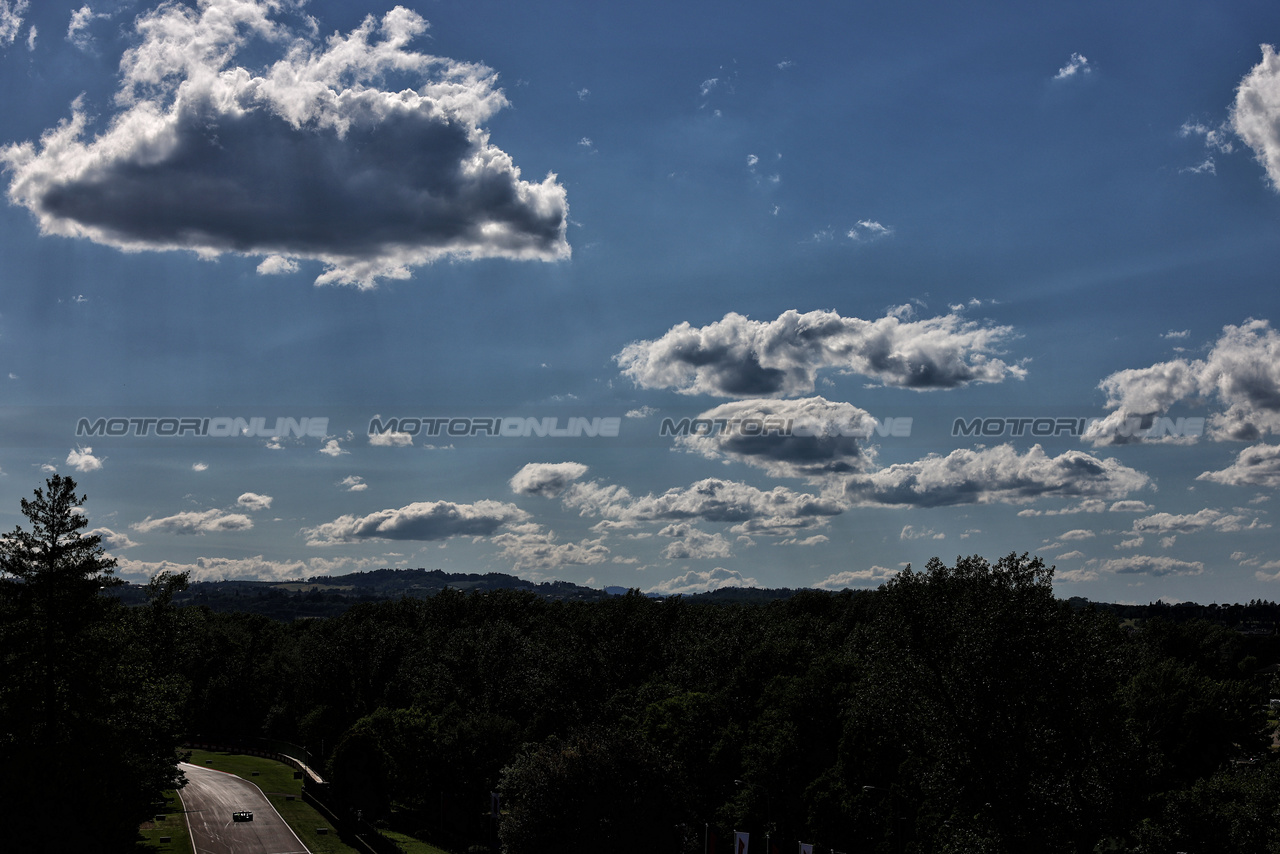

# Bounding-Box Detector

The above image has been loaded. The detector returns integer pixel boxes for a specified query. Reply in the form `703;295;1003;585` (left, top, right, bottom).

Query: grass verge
134;789;194;854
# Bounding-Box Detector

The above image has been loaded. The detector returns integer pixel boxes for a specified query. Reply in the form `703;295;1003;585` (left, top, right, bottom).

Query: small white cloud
510;462;589;498
1180;120;1234;154
318;438;349;456
341;475;368;491
577;88;590;100
813;566;899;589
900;524;944;541
66;5;109;51
1179;157;1216;176
132;508;254;535
0;0;27;47
67;446;102;472
848;220;893;241
89;526;139;550
237;492;273;511
645;566;758;596
257;255;300;275
1054;52;1091;80
192;462;208;472
368;431;413;447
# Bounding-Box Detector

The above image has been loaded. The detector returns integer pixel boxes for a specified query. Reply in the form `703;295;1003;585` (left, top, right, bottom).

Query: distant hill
107;567;1280;630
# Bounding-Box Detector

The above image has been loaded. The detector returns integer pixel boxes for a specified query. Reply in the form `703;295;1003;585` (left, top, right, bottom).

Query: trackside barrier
301;787;402;854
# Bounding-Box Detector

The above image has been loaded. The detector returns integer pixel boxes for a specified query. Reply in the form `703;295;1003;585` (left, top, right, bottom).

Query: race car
232;810;253;822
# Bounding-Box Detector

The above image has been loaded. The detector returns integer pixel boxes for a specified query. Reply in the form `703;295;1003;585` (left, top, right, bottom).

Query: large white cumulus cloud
616;308;1025;398
1086;319;1280;446
1;0;569;287
1232;44;1280;192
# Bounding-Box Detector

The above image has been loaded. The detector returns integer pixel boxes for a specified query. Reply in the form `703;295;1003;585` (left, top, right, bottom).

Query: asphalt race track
177;762;311;854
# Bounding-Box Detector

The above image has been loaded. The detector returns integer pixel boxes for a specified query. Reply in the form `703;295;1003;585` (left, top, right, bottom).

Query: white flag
799;844;813;854
736;831;749;854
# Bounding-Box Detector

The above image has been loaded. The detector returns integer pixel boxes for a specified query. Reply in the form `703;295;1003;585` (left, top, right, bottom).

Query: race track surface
177;762;311;854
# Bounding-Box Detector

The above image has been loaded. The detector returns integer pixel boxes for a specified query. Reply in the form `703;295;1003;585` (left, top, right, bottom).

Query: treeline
169;553;1280;854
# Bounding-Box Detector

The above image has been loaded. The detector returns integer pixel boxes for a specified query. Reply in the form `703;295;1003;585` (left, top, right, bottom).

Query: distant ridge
107;568;1280;629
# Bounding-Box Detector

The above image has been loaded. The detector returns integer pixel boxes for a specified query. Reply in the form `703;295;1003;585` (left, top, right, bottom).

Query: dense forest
174;555;1280;854
2;476;1280;852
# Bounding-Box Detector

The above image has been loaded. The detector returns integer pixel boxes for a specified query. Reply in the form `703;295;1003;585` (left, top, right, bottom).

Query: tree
0;474;188;852
499;727;688;854
839;553;1135;853
0;473;120;746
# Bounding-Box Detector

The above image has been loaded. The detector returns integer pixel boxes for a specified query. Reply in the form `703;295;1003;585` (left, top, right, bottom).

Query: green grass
381;829;455;854
186;749;361;854
134;790;194;854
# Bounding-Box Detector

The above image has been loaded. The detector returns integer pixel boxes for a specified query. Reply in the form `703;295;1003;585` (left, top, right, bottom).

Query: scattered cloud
1;1;569;287
1086;319;1280;444
616;307;1025;398
192;462;208;472
304;499;528;545
1198;443;1280;488
66;5;109;51
132;509;254;535
510;462;589;497
318;439;349;456
257;255;299;276
675;397;878;478
658;523;734;559
843;444;1148;508
1130;508;1267;535
812;565;899;589
645;566;759;596
66;446;103;472
89;526;139;550
0;0;26;47
368;430;413;447
900;524;944;540
1090;554;1206;577
1180;121;1234;154
115;554;384;583
236;492;273;511
490;522;609;570
1054;52;1091;80
847;220;893;241
564;476;845;536
341;475;368;492
1109;500;1153;513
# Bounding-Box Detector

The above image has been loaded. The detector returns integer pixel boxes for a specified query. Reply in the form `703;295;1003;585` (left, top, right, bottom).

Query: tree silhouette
0;474;188;852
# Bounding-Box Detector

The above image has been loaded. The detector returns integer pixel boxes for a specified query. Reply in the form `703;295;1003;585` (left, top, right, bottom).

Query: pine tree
0;475;188;852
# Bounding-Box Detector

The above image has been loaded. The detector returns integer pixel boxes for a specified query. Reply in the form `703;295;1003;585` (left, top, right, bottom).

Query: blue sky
2;0;1280;602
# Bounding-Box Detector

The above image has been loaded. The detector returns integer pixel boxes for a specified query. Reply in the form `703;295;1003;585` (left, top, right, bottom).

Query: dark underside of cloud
37;104;565;260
